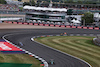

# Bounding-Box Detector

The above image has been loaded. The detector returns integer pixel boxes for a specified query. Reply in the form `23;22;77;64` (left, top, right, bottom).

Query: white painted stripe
63;35;67;36
83;34;87;36
28;53;32;55
31;54;35;57
76;34;80;36
35;56;39;58
31;38;34;41
70;34;74;36
41;59;45;62
96;34;100;36
49;35;53;36
25;51;29;53
38;58;43;60
42;35;46;37
89;34;94;36
56;35;60;36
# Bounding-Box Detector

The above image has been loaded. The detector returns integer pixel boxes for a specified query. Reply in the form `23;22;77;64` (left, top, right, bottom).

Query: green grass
35;36;100;67
0;53;41;67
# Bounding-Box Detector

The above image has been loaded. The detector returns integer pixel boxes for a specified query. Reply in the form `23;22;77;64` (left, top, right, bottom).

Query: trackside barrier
94;27;99;30
6;21;8;23
60;25;65;27
29;23;33;25
72;26;76;28
18;22;22;24
55;25;60;27
77;26;82;29
6;21;100;30
88;27;93;29
66;26;71;28
34;23;38;26
4;21;8;23
5;21;8;23
39;24;44;26
23;22;28;25
44;24;49;26
13;22;17;24
83;27;88;29
8;21;12;24
50;24;54;27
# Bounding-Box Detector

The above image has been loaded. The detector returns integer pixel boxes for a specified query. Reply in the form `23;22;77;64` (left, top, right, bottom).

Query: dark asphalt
0;28;100;67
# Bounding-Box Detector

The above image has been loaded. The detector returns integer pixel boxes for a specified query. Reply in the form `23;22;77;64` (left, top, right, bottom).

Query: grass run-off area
35;36;100;67
0;53;41;67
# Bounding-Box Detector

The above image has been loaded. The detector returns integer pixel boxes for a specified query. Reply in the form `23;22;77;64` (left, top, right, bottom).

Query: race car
18;42;23;46
49;59;55;65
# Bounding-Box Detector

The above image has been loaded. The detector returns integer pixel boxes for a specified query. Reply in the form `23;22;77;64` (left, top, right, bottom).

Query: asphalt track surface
1;28;100;67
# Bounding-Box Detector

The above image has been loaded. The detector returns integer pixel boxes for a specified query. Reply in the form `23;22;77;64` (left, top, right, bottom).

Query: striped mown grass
35;36;100;67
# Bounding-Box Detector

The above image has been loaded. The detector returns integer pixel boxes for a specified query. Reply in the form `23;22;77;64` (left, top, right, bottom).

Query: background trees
23;0;35;6
81;12;94;26
0;0;7;4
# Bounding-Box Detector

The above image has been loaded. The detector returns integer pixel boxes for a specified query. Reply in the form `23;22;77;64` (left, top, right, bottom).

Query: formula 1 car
48;59;55;65
18;42;23;46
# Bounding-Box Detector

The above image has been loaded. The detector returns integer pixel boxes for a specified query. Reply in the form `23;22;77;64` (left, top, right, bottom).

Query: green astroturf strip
0;63;32;67
35;36;100;67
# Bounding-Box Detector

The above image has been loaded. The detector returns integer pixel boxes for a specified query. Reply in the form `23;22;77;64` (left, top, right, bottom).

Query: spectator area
0;4;19;11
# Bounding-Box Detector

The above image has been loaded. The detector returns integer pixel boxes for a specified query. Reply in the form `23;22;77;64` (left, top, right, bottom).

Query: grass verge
0;53;41;67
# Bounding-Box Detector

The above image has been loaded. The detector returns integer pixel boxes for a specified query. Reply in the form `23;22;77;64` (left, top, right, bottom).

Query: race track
0;28;100;67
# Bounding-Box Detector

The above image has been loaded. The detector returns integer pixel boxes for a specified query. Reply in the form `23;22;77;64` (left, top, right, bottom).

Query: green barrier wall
0;63;32;67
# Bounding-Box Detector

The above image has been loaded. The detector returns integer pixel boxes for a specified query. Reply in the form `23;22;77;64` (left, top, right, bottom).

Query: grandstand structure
0;4;26;15
0;4;19;11
5;0;29;2
0;14;25;22
12;0;30;2
24;6;67;23
39;2;100;14
5;0;23;7
72;0;99;2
